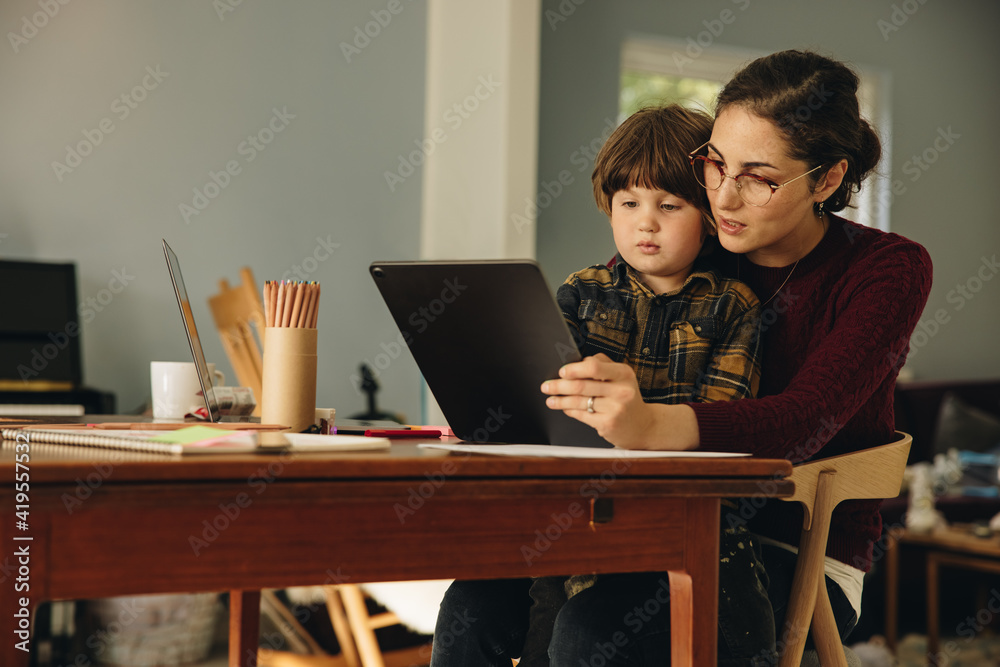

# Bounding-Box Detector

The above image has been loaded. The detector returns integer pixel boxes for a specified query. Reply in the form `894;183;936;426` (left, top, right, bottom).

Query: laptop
162;239;258;423
369;259;611;448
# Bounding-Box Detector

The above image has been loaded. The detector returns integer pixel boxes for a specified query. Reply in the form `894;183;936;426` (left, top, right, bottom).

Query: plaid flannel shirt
557;255;761;404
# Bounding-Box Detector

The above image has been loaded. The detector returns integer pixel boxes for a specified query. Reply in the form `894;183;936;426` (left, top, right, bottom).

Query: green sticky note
150;426;234;445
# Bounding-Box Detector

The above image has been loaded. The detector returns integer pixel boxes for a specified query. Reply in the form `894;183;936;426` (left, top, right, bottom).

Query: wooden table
1;437;792;667
885;524;1000;655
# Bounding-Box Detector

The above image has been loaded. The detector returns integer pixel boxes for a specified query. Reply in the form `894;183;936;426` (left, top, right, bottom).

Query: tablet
370;260;612;448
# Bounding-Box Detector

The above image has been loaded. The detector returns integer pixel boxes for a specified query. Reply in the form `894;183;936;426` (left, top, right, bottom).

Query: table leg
923;553;1000;663
231;589;262;667
685;499;720;667
668;570;693;667
885;530;900;652
926;553;940;659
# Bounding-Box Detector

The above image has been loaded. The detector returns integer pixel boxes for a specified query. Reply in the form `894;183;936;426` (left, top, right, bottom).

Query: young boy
520;105;762;666
559;104;760;404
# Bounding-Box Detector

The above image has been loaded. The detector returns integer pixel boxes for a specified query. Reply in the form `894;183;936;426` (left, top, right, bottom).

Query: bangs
596;118;708;215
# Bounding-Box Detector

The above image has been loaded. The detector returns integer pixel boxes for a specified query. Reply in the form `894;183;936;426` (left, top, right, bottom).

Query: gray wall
536;0;1000;381
0;1;429;419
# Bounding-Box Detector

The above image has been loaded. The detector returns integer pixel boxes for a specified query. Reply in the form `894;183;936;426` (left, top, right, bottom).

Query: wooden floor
198;645;432;667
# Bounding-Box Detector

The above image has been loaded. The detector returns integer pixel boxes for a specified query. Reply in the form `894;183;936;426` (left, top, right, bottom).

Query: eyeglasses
688;141;825;207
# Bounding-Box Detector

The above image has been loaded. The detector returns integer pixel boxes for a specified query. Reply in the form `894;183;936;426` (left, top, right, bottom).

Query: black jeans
429;517;789;666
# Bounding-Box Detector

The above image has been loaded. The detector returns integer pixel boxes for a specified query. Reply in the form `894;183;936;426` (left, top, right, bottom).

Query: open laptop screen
162;239;222;421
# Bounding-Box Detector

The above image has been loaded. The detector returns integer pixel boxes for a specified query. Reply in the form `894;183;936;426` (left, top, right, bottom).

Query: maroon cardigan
691;216;933;571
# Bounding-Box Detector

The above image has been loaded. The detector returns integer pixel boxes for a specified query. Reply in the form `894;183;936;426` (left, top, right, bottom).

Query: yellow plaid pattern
557;257;761;404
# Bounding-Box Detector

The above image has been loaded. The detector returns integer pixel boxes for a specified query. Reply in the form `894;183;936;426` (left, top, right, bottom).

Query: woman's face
705;105;826;267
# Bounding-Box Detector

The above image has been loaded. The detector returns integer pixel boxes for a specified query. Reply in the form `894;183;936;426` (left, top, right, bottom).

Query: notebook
162;239;259;424
0;427;393;456
2;425;260;455
369;260;611;448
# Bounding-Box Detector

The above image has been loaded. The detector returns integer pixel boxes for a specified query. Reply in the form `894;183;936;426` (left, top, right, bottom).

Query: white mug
150;361;225;420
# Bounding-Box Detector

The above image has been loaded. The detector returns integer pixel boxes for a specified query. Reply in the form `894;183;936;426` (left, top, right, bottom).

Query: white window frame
621;34;892;231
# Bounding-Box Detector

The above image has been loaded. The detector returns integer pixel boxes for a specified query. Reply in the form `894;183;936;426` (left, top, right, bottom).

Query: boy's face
610;186;707;295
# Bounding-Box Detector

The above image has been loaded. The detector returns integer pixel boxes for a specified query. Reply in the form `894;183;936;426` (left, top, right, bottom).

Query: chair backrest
784;433;912;531
207;268;265;415
778;431;912;667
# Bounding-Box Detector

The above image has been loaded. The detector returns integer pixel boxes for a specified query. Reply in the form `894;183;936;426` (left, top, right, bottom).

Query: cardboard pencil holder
261;327;318;433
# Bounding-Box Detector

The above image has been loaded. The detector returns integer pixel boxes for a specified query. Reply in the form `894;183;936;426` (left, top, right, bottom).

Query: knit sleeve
691;238;933;459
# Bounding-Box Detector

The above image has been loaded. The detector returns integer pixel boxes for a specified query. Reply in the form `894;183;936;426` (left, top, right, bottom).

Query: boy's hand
540;354;697;450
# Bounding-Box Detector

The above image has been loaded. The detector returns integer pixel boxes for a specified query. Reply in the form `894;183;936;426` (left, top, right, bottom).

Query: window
620;35;891;231
620;70;721;118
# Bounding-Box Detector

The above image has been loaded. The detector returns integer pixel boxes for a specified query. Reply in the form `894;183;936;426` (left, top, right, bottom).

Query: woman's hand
540;354;698;450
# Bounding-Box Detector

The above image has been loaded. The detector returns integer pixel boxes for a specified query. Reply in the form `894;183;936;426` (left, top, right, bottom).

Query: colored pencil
262;280;320;328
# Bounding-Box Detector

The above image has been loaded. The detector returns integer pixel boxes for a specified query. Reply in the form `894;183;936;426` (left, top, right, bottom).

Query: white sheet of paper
418;443;749;458
261;433;391;452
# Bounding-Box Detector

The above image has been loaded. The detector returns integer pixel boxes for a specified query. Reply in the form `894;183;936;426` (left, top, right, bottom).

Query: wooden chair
323;585;411;667
777;431;912;667
256;584;426;667
207;267;265;415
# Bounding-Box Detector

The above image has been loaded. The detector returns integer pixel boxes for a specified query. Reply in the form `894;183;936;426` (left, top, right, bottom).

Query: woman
436;50;933;665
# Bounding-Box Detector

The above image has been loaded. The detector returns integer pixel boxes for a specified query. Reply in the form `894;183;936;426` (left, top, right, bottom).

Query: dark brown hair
715;49;881;214
592;104;714;234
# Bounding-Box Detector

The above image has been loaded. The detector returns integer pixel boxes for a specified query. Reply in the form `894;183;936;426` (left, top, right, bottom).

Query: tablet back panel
370;260;611;448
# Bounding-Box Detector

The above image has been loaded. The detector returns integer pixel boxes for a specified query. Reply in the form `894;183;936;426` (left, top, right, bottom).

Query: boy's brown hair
592;104;715;235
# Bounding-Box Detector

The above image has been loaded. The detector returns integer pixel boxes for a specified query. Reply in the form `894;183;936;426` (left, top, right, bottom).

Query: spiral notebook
2;426;260;455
